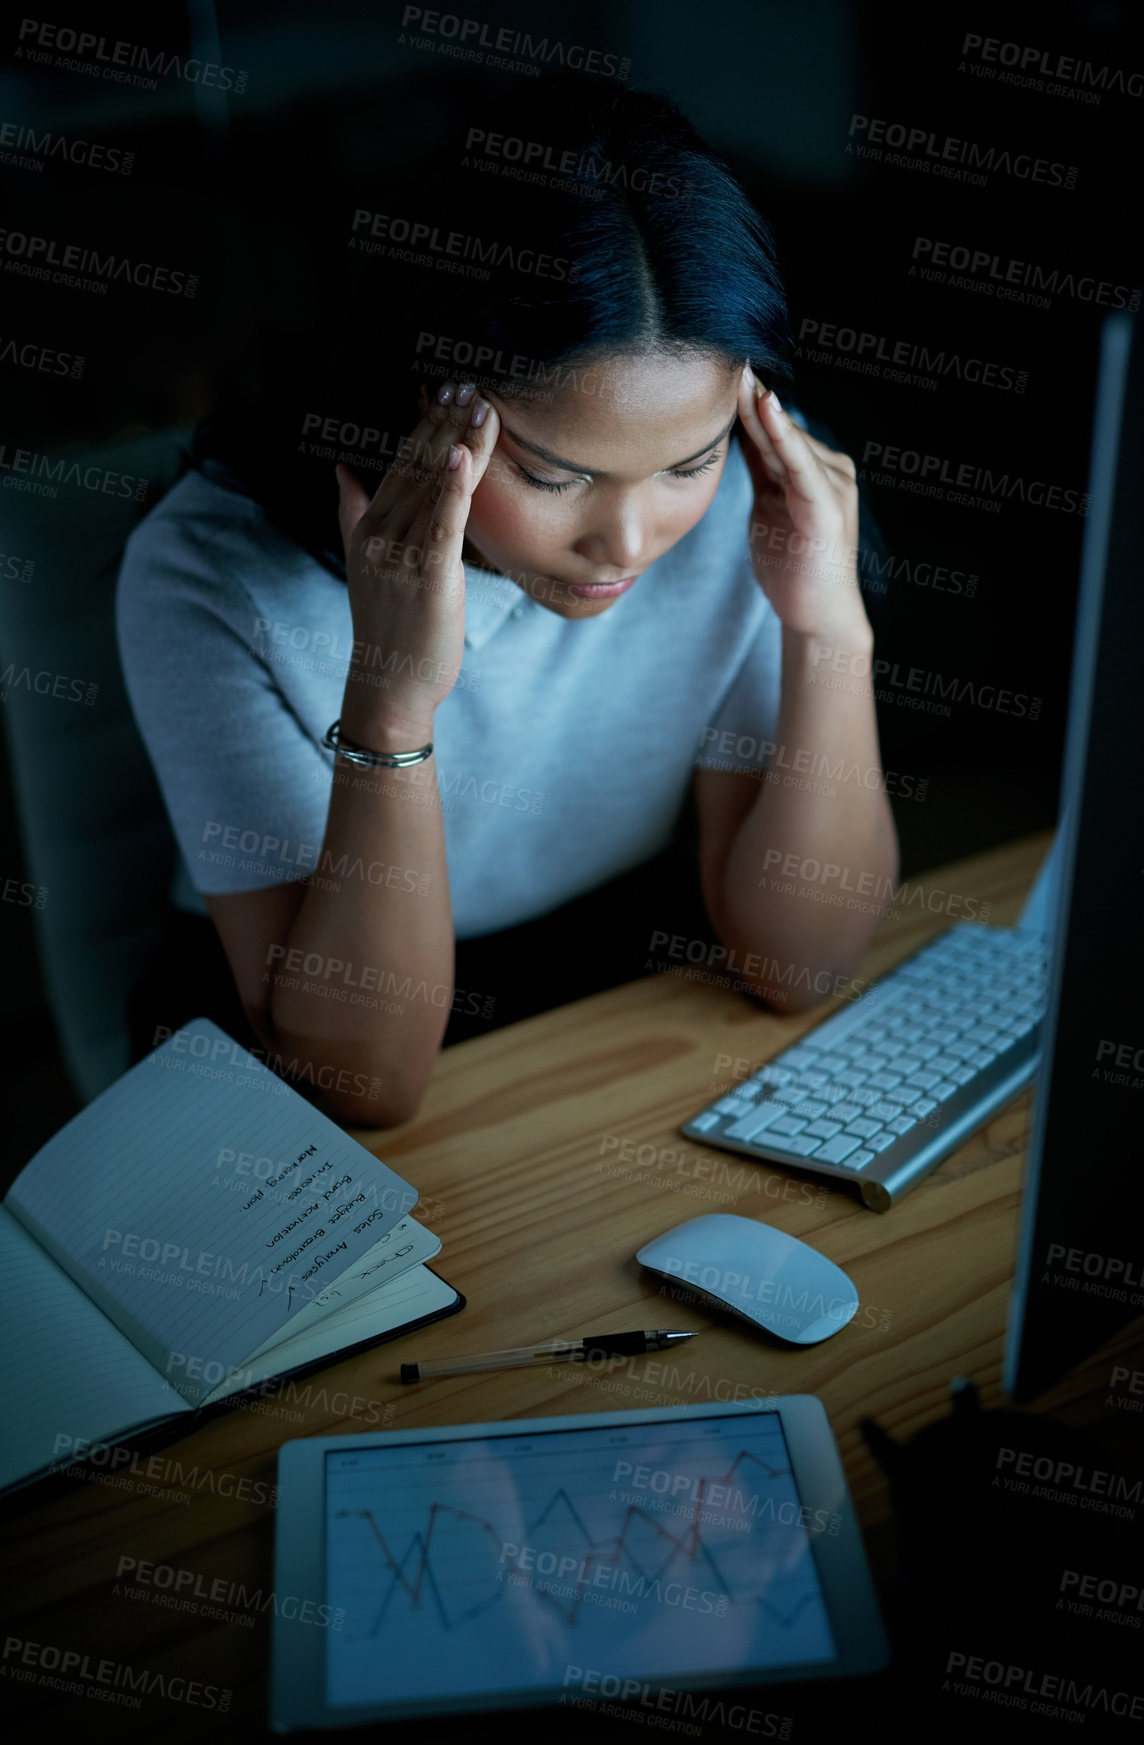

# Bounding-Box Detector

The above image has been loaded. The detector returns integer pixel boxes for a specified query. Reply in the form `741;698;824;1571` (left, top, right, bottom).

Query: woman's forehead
488;352;739;475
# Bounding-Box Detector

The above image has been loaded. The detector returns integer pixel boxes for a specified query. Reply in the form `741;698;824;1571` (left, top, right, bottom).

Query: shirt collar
463;565;526;649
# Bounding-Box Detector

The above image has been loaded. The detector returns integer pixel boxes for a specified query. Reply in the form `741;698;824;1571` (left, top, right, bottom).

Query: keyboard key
846;1087;881;1109
714;1096;754;1117
950;1065;976;1085
758;1133;823;1158
868;1131;897;1153
868;1100;905;1123
777;1046;822;1070
910;1043;941;1063
690;1111;721;1132
768;1114;809;1137
804;1119;843;1140
932;1080;960;1102
792;1099;829;1121
755;1065;796;1086
844;1117;881;1139
867;1072;903;1092
913;1098;938;1117
816;1055;853;1075
724;1101;786;1140
774;1084;808;1104
814;1133;862;1165
889;1114;917;1136
903;1071;941;1091
834;1069;866;1091
826;1103;867;1125
798;1071;832;1093
844;1149;875;1171
969;1050;998;1069
733;1080;762;1100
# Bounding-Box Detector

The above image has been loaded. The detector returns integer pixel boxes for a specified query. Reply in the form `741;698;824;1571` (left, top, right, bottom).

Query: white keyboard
682;924;1049;1210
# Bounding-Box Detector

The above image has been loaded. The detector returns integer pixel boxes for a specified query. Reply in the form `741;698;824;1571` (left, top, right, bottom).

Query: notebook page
241;1216;442;1359
0;1208;189;1493
6;1020;419;1407
204;1266;460;1403
209;1218;440;1388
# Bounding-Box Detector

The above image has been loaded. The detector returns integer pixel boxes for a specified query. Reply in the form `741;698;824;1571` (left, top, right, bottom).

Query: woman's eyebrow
501;414;738;478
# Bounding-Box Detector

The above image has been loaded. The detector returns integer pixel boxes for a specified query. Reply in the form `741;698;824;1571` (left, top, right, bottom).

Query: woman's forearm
718;624;900;1007
254;386;501;1124
264;675;453;1124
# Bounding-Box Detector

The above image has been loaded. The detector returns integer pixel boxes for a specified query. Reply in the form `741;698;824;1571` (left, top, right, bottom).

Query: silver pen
400;1329;695;1383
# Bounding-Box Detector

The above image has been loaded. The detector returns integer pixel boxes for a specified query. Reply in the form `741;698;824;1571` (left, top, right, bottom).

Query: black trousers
125;844;719;1070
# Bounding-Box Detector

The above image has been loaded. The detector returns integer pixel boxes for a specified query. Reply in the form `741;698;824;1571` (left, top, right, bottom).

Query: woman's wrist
338;696;436;754
781;614;874;669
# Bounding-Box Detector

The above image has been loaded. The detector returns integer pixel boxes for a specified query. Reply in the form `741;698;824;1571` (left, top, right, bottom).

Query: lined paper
243;1216;441;1358
205;1266;460;1402
6;1020;419;1406
0;1209;189;1493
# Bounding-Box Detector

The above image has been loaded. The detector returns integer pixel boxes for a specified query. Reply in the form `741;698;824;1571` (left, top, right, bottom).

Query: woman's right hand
335;382;500;740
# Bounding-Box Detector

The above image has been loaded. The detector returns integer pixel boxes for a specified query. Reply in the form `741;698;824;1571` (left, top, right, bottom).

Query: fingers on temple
738;375;787;487
757;397;824;503
405;443;473;586
363;387;485;526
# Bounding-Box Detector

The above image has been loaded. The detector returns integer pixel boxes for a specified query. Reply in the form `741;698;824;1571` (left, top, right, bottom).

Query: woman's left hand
737;363;871;647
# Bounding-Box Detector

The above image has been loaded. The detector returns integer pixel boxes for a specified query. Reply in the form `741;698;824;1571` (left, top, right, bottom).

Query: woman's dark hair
191;73;791;571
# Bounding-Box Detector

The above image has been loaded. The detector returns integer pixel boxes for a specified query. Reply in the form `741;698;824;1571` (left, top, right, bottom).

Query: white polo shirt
116;436;784;939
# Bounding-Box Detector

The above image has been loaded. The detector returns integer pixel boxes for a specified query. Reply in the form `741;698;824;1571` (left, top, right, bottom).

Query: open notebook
0;1019;463;1494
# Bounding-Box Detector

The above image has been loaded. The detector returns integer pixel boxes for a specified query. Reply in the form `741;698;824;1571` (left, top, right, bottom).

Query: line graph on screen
329;1440;823;1640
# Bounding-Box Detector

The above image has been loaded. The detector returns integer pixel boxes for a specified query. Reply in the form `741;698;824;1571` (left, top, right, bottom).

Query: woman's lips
562;574;639;600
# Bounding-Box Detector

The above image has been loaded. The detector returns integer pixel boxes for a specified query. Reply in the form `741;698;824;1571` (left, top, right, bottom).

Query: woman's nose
573;494;648;574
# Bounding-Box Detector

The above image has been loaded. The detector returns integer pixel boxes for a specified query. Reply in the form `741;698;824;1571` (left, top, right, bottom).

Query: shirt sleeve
695;600;785;780
115;496;335;897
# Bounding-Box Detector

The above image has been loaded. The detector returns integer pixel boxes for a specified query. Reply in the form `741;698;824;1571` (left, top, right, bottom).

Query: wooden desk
5;830;1141;1741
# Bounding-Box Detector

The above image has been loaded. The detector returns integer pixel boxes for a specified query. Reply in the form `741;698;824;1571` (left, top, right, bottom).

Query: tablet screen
323;1410;838;1709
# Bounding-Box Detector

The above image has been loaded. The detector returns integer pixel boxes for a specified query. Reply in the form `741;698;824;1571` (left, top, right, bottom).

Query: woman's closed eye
515;445;725;494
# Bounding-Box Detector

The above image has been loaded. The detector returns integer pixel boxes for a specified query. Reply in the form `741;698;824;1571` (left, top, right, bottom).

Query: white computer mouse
637;1213;859;1345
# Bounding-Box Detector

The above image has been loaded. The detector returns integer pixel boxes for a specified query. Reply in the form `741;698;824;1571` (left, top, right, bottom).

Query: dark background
1;3;1142;1739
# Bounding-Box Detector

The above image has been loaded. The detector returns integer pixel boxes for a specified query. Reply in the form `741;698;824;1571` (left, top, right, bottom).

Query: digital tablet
270;1396;889;1731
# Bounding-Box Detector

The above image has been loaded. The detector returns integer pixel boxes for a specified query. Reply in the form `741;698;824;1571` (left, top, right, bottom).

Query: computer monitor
1005;310;1144;1402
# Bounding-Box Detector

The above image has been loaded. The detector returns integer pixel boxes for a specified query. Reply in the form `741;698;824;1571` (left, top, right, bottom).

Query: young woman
117;74;898;1125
